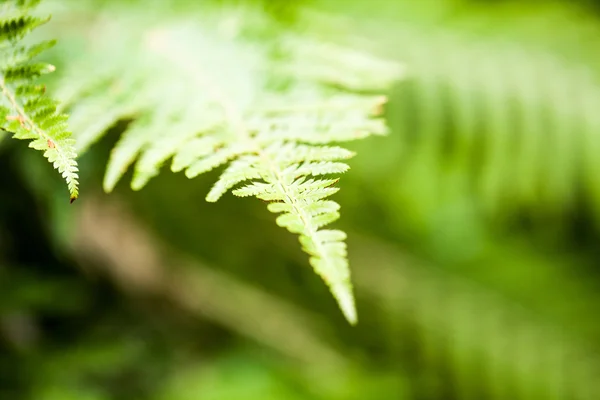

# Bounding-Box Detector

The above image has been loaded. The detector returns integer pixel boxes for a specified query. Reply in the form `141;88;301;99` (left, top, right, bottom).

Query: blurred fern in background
2;0;600;399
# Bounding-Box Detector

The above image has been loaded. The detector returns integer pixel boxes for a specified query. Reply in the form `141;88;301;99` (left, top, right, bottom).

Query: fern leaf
295;161;350;176
206;156;265;202
0;0;78;201
49;5;402;323
315;0;600;231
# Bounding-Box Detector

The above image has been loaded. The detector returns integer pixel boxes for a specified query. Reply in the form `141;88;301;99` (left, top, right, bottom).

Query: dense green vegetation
2;0;600;399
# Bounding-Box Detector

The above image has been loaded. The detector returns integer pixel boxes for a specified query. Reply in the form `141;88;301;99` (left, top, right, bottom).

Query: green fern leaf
0;0;78;202
49;5;402;323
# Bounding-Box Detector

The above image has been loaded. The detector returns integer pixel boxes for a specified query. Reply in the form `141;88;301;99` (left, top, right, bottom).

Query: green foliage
0;0;78;201
7;1;600;400
47;2;401;323
325;0;600;232
350;236;600;400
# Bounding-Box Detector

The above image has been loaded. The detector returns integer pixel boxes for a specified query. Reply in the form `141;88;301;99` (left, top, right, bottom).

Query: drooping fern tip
0;0;79;202
50;9;402;323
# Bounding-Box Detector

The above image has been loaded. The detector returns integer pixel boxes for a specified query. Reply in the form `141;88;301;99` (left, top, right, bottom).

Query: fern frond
0;0;78;201
48;5;402;323
315;0;600;231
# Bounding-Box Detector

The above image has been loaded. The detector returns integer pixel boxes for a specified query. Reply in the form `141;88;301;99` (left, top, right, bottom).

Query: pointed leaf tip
332;284;357;325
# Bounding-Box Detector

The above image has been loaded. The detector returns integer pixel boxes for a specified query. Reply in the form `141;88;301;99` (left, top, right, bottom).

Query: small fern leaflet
0;0;79;201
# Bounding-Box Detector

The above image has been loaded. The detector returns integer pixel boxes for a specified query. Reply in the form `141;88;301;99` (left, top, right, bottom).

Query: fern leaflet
0;0;78;201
